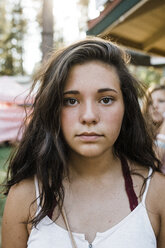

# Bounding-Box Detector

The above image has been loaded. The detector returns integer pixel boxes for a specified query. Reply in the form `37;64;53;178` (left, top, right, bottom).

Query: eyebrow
98;88;117;93
63;88;118;95
63;90;79;95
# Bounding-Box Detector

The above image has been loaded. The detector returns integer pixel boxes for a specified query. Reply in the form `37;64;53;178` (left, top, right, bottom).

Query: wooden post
41;0;54;61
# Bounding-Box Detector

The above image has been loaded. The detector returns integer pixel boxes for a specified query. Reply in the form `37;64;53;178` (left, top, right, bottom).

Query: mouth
76;132;103;142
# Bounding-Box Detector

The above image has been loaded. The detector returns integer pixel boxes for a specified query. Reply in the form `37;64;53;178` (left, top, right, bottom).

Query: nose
79;101;100;125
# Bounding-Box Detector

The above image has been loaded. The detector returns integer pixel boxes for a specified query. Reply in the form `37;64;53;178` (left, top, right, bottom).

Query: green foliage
0;146;12;194
129;65;163;88
0;146;11;171
0;0;27;75
0;146;12;246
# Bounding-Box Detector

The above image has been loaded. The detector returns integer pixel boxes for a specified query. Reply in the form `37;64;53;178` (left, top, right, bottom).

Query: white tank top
27;168;156;248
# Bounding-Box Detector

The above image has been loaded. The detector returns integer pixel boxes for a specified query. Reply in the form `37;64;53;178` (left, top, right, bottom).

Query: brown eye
63;98;78;106
100;97;113;105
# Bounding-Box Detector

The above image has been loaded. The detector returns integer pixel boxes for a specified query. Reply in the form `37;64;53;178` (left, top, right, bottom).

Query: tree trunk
41;0;54;61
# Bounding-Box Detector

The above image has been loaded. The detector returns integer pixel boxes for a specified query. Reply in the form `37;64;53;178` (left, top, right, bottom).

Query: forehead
151;89;165;99
64;61;121;92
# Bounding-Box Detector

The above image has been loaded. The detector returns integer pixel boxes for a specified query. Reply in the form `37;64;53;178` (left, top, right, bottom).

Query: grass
0;146;12;180
0;146;12;182
0;145;13;247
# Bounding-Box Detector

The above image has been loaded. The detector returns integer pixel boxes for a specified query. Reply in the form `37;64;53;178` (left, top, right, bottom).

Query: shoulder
9;177;35;194
2;177;36;248
149;172;165;246
4;177;36;222
150;170;165;187
130;162;165;210
149;171;165;212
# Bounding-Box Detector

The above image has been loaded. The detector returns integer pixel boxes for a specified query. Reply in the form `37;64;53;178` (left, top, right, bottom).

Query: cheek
61;110;68;133
103;107;124;132
159;104;165;113
61;109;77;135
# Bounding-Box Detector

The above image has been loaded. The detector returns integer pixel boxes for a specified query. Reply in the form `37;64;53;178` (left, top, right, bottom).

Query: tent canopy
0;76;33;105
0;76;33;143
87;0;165;57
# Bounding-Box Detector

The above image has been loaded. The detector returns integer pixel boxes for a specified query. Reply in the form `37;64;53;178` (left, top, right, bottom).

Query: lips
78;132;101;136
76;132;103;141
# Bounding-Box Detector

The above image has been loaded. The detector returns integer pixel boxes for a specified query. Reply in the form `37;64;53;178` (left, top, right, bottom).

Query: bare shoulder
151;171;165;188
9;177;35;197
130;162;165;211
149;172;165;248
2;177;36;248
6;177;36;219
149;171;165;212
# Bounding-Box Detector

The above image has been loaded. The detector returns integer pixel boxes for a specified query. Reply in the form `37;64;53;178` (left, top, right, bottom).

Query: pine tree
0;0;9;74
41;0;54;60
0;0;27;75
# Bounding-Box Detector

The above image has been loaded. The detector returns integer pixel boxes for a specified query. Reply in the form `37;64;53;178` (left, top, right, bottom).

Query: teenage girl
2;37;165;248
143;84;165;172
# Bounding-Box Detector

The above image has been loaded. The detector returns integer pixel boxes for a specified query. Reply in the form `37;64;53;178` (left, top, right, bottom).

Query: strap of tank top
121;156;138;211
141;167;153;205
34;175;42;214
61;162;149;248
62;207;78;248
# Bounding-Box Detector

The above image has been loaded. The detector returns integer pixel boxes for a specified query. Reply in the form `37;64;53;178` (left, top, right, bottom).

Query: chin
75;146;110;158
80;152;100;158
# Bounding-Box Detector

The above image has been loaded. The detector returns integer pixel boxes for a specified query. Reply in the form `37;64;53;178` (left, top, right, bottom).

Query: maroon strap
121;156;138;211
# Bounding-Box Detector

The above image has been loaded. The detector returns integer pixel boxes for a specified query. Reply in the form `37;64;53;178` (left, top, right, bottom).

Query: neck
67;150;121;180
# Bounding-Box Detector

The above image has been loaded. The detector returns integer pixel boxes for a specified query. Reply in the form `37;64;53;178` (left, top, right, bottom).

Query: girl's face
149;89;165;123
61;61;124;158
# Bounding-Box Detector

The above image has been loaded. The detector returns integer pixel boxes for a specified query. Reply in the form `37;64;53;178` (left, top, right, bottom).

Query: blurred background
0;0;165;245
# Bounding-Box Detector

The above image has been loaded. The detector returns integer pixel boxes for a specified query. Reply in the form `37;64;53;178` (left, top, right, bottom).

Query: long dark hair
4;37;161;226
